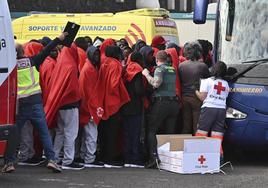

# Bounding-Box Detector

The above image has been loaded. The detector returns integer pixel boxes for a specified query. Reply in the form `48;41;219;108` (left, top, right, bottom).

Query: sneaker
18;156;46;166
124;163;131;167
47;160;62;173
129;163;144;168
84;161;104;168
73;158;85;165
104;162;123;168
2;163;15;173
124;161;144;168
61;162;85;170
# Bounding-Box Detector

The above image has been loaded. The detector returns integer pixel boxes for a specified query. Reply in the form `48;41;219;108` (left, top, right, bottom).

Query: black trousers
98;113;121;163
146;100;180;158
123;114;142;163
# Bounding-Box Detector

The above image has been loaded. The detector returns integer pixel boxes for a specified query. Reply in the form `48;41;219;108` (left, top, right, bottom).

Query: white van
0;0;17;157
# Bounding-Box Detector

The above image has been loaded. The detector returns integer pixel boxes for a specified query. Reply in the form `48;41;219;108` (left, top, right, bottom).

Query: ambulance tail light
226;107;247;119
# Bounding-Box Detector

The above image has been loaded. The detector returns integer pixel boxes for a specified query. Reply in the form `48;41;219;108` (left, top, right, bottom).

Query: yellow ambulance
12;8;179;46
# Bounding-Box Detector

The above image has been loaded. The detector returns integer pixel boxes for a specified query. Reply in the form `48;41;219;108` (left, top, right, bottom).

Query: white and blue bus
194;0;268;150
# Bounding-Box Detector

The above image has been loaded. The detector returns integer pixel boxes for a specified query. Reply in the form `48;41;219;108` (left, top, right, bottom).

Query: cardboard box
157;134;221;174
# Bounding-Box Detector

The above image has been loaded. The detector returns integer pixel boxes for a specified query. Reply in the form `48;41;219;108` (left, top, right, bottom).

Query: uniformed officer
142;50;179;168
2;32;67;173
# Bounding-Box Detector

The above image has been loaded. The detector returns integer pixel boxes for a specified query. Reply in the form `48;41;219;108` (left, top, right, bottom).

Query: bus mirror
226;0;235;41
193;0;209;24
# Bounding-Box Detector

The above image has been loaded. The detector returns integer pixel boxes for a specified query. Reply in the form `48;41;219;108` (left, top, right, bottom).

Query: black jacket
121;73;145;115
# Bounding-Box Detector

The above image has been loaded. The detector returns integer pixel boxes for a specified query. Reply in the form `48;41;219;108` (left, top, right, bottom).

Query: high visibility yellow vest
17;58;41;99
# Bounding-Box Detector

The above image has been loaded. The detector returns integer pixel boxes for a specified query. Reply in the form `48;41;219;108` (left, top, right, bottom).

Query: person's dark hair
74;37;88;51
133;39;146;52
197;40;209;57
211;61;227;79
105;45;121;60
119;38;129;47
29;39;41;43
84;36;93;46
39;36;52;47
197;39;213;67
183;41;203;61
130;52;143;65
15;43;24;59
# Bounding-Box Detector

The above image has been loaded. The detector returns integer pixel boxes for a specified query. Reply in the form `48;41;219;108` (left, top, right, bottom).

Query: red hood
24;42;44;57
99;38;115;62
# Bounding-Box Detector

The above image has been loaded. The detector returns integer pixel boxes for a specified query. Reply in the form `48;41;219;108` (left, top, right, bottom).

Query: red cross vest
199;77;229;109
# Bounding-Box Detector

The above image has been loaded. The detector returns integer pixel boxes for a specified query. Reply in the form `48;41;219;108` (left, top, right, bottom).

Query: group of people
2;32;229;173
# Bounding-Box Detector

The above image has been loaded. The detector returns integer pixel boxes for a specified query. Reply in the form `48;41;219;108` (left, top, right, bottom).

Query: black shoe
73;158;85;165
62;162;85;170
124;160;144;168
104;161;124;168
84;160;104;168
18;156;46;166
145;158;161;169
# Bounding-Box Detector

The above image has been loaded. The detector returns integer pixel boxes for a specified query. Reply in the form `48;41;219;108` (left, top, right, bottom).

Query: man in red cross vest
195;61;229;163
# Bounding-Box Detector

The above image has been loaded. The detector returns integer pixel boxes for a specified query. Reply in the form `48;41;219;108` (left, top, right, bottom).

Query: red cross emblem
214;82;226;95
96;107;104;118
198;155;206;164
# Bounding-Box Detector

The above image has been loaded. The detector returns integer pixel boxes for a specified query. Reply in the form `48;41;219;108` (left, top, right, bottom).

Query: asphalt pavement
1;153;268;188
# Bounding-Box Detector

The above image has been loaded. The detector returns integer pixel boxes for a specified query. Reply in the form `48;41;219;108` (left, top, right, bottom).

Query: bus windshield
218;0;268;65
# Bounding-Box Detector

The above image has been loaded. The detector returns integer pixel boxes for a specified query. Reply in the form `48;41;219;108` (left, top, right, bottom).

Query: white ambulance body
0;0;17;156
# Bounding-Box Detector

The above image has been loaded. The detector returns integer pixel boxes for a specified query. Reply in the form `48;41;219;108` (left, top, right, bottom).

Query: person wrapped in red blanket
89;45;130;167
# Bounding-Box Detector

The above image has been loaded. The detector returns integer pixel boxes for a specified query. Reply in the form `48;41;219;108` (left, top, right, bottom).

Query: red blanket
79;59;99;126
124;58;143;82
78;47;87;73
39;56;57;105
44;44;80;129
89;57;130;125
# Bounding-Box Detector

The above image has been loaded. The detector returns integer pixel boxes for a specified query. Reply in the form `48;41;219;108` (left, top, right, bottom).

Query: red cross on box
214;81;226;95
198;155;206;164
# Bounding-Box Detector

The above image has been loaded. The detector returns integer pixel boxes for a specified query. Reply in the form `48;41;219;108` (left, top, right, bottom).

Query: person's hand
142;68;150;76
58;32;68;41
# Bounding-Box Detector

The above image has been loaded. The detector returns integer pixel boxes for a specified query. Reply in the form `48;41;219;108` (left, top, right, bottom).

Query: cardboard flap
158;142;170;151
183;139;221;153
157;134;207;151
